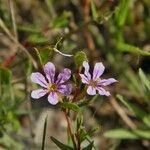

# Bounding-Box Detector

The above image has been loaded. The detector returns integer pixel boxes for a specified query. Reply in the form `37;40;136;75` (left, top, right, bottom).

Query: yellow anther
88;80;97;87
48;83;57;92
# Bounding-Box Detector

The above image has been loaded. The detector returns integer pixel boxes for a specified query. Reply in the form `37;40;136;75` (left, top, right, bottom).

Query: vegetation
0;0;150;149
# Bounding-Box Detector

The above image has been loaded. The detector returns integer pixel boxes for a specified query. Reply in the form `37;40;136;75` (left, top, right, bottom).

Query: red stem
64;110;77;149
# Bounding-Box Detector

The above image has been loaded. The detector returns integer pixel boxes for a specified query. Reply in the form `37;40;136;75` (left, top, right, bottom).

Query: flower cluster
31;61;117;105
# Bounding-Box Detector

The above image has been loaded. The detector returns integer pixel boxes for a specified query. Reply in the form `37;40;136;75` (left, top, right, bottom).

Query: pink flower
30;62;72;105
80;61;117;96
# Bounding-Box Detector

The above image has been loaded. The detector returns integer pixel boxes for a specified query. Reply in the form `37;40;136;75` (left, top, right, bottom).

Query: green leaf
76;113;83;130
123;70;142;94
91;0;97;20
133;129;150;139
139;68;150;91
39;48;53;64
117;42;150;56
117;95;150;127
0;68;12;85
51;136;73;150
0;68;12;97
83;141;94;150
88;127;100;137
50;11;71;28
78;128;88;142
59;102;80;112
115;0;130;27
138;68;150;106
41;115;48;150
74;51;87;67
27;34;48;44
104;129;138;139
143;115;150;128
17;25;41;33
104;129;150;139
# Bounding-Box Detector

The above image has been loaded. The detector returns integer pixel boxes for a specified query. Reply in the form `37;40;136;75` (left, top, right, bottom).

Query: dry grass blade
109;97;137;129
0;18;37;68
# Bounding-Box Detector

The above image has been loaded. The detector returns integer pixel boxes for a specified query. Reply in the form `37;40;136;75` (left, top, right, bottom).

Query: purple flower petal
87;86;96;95
79;74;89;84
99;78;117;86
56;68;71;84
96;87;110;96
83;61;91;80
30;72;48;88
31;89;47;99
57;84;72;95
93;62;105;80
44;62;55;83
48;92;59;105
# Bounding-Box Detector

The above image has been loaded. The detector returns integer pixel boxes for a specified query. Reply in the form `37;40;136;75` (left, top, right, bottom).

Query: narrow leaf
28;34;48;44
83;141;94;150
41;115;48;150
104;129;150;139
115;0;130;27
139;68;150;91
17;25;41;33
59;102;80;112
117;42;150;56
133;129;150;139
50;11;71;28
104;129;138;139
51;136;73;150
91;1;97;20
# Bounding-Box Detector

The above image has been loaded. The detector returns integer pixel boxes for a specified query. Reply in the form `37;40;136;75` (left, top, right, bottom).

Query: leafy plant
104;69;150;140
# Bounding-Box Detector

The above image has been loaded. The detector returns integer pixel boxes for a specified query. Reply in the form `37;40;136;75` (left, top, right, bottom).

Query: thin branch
64;110;77;150
77;138;81;150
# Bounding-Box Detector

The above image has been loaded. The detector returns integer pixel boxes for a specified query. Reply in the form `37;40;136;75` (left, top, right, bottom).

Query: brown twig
77;136;81;150
82;0;95;50
109;96;136;129
81;0;100;61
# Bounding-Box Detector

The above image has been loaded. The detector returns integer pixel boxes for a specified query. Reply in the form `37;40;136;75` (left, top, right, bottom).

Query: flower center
88;80;97;87
48;83;57;92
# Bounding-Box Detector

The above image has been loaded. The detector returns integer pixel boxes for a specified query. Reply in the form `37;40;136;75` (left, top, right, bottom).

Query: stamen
88;80;97;87
48;83;57;92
